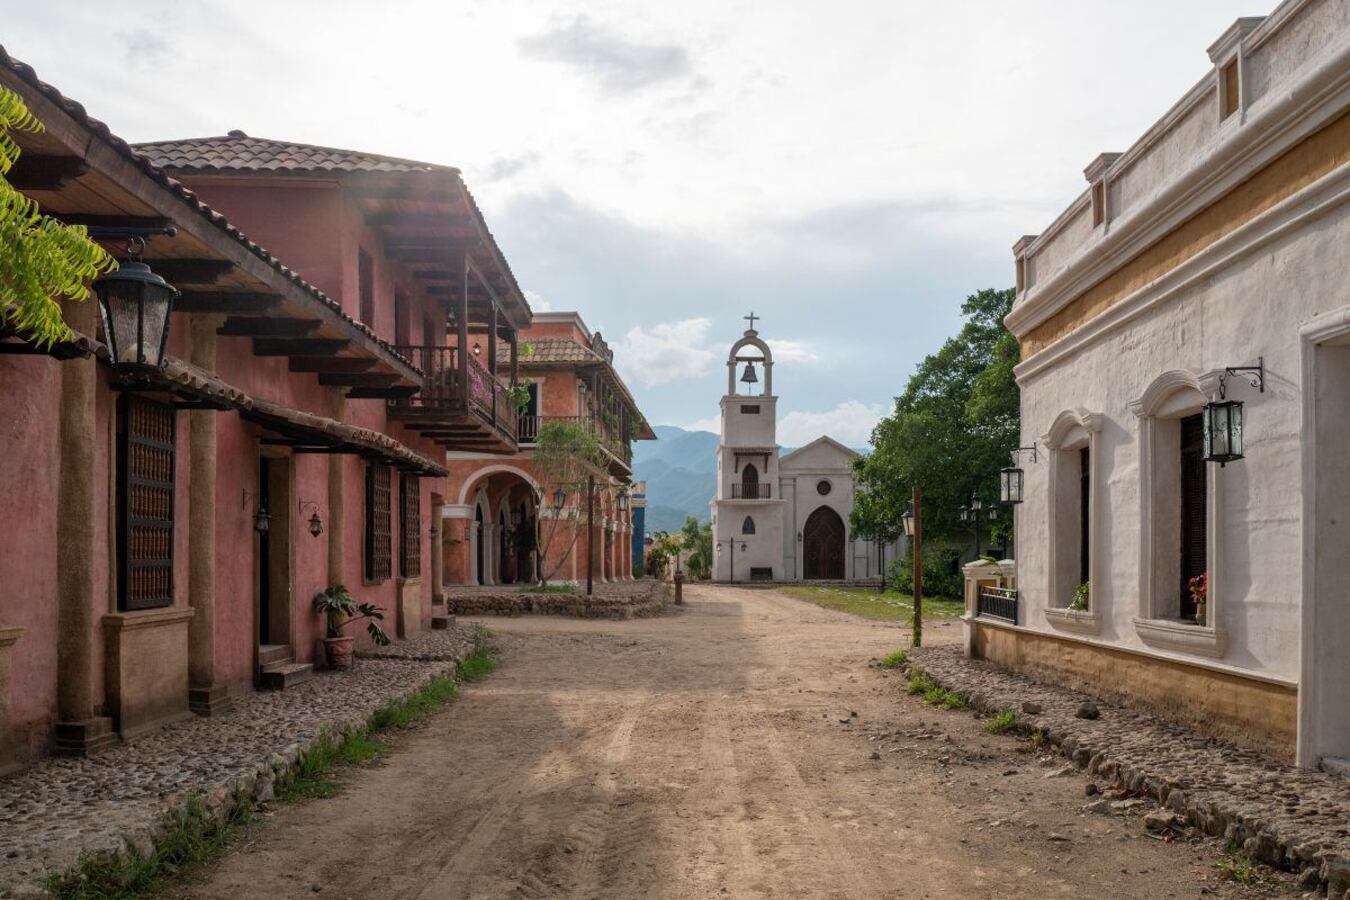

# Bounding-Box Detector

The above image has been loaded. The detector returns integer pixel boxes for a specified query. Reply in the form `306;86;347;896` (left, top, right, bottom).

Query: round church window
816;479;832;496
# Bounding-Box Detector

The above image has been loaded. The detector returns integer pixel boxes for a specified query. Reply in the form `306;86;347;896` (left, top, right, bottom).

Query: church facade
709;322;903;582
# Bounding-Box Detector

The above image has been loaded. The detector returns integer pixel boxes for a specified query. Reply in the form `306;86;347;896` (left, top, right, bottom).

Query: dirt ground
179;585;1296;899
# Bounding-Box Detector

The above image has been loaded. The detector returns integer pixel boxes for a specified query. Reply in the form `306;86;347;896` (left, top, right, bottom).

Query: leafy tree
0;87;114;347
531;419;608;584
852;287;1019;550
679;516;713;580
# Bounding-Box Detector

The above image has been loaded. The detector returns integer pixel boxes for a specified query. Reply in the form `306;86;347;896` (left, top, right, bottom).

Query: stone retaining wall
444;581;668;619
910;645;1350;896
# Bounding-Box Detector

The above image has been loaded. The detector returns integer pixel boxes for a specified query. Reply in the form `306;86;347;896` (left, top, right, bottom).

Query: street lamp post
903;484;923;648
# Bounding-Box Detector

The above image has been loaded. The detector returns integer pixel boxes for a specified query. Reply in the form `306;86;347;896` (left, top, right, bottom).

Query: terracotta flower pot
323;635;356;670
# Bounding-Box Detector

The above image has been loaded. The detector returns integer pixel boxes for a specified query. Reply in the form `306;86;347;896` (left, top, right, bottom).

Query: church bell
740;361;759;385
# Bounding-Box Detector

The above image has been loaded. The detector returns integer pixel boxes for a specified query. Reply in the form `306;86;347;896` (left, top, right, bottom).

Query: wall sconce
1204;358;1264;467
241;489;269;535
298;499;323;538
1000;444;1039;505
90;228;179;374
796;531;803;542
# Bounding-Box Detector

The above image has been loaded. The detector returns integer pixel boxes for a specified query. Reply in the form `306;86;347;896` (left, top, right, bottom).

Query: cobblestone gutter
909;645;1350;896
0;626;477;897
444;580;668;619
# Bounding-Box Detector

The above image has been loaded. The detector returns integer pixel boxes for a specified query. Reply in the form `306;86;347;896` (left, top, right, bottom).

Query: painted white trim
442;504;473;520
1044;607;1102;635
455;464;540;506
1042;408;1104;617
1009;35;1350;339
1018;163;1350;384
780;435;859;464
1133;617;1229;658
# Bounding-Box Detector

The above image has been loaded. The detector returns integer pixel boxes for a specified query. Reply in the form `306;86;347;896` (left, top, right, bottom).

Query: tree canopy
531;419;609;584
0;87;114;347
851;287;1019;547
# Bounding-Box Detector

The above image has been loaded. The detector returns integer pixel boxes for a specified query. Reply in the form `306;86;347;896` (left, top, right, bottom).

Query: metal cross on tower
744;312;759;331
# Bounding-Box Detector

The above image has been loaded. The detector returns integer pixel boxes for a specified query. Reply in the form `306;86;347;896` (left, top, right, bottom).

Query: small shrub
908;671;937;696
1213;852;1266;885
880;649;908;669
940;690;967;710
1028;729;1045;750
984;709;1017;733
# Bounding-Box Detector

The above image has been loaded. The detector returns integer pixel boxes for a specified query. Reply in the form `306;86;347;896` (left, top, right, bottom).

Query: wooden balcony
518;414;633;476
389;345;518;454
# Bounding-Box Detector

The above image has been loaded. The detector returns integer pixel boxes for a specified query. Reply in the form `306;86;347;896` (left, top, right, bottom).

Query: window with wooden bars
116;395;176;611
400;473;422;579
1179;414;1208;619
364;463;392;582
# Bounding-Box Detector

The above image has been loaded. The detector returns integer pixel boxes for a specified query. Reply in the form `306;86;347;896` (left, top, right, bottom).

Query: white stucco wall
1014;197;1350;685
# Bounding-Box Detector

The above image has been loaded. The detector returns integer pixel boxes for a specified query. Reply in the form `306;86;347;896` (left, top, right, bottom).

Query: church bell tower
710;313;786;582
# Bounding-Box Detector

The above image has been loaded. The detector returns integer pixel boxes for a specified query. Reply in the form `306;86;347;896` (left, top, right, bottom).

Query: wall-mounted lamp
1000;444;1039;504
298;499;324;538
242;489;269;535
1204;358;1264;467
90;227;179;374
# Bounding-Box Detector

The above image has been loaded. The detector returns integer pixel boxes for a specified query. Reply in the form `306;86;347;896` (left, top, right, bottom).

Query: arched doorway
803;506;845;580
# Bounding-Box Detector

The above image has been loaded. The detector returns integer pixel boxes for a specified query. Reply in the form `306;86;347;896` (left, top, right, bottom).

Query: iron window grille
400;473;422;579
116;395;176;610
364;463;392;582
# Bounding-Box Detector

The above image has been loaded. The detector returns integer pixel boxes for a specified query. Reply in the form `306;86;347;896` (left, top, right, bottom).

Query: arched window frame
1042;408;1104;634
742;516;756;535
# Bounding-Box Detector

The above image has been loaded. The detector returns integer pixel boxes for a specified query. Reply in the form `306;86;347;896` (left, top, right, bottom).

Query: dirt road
184;586;1283;899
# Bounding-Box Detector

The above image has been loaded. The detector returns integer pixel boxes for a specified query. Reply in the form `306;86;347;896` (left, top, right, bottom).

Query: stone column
327;395;346;587
54;299;114;756
430;498;444;604
187;316;230;715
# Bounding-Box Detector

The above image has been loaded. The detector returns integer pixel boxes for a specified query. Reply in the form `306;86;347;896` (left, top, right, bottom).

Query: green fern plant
0;86;115;348
1068;581;1089;612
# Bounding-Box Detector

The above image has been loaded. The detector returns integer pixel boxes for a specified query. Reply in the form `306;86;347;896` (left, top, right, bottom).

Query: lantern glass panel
1000;466;1024;504
1203;400;1244;463
901;509;915;537
96;262;177;371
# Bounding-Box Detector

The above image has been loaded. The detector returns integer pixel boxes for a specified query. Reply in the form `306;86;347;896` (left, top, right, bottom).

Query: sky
9;0;1257;445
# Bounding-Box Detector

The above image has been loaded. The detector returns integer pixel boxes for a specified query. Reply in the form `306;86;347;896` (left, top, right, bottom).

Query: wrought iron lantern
552;487;567;510
740;361;758;385
617;492;629;511
472;341;482;357
253;506;270;535
970;494;982;514
901;507;915;537
1000;465;1024;504
308;511;323;538
1203;399;1244;466
94;254;179;373
1204;358;1263;467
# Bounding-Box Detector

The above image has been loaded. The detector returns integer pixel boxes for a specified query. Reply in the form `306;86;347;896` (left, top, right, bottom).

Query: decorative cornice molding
1043;407;1104;448
1207;16;1266;64
1083;153;1122;183
1133;617;1229;658
1008;34;1350;338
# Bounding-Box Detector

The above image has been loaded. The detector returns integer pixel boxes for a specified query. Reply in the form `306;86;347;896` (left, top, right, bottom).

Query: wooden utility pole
912;484;924;648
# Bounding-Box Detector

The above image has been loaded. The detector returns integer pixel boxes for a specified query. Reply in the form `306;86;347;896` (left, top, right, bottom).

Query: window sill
1044;606;1101;635
1132;617;1227;658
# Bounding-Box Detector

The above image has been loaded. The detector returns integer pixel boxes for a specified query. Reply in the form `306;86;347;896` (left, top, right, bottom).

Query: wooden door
803;506;846;580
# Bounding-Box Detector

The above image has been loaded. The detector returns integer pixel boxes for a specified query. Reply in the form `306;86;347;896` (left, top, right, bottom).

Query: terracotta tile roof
509;336;604;365
133;132;460;176
0;46;416;376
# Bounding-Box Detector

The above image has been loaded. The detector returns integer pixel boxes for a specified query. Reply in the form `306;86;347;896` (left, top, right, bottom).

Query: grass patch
46;793;257;899
906;671;966;708
879;649;908;669
47;627;501;900
1213;850;1269;885
984;708;1018;734
518;583;578;594
778;586;964;624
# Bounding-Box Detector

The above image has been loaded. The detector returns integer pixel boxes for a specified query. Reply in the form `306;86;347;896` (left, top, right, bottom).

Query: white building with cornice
988;0;1350;769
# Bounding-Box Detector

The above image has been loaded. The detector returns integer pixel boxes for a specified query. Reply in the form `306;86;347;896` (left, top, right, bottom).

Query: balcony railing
731;483;771;499
977;586;1019;624
517;414;632;468
392;344;517;442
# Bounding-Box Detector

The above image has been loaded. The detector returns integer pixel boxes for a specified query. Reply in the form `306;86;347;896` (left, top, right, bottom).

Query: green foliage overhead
0;86;115;347
851;287;1019;546
532;419;610;584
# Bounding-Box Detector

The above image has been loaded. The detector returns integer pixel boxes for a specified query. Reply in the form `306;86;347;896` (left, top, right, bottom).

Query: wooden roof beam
288;356;379;374
218;317;322;338
176;291;283;314
8;154;88;190
147;258;235;285
253;337;350;357
317;372;405;388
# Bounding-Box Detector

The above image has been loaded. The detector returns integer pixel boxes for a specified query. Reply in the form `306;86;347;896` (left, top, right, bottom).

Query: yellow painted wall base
971;622;1297;761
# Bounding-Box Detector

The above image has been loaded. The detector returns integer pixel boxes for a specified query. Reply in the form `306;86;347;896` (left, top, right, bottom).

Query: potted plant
1188;572;1208;626
313;585;391;669
1068;581;1089;612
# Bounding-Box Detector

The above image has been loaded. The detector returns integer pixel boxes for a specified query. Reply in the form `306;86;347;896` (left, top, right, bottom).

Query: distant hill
635;425;716;531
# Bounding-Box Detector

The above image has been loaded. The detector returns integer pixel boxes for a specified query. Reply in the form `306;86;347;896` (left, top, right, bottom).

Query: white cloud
523;289;551;312
616;318;716;388
767;338;817;364
777;401;886;448
682;416;721;434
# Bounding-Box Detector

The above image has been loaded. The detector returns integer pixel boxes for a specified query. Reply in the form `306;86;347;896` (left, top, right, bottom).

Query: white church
710;318;904;582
